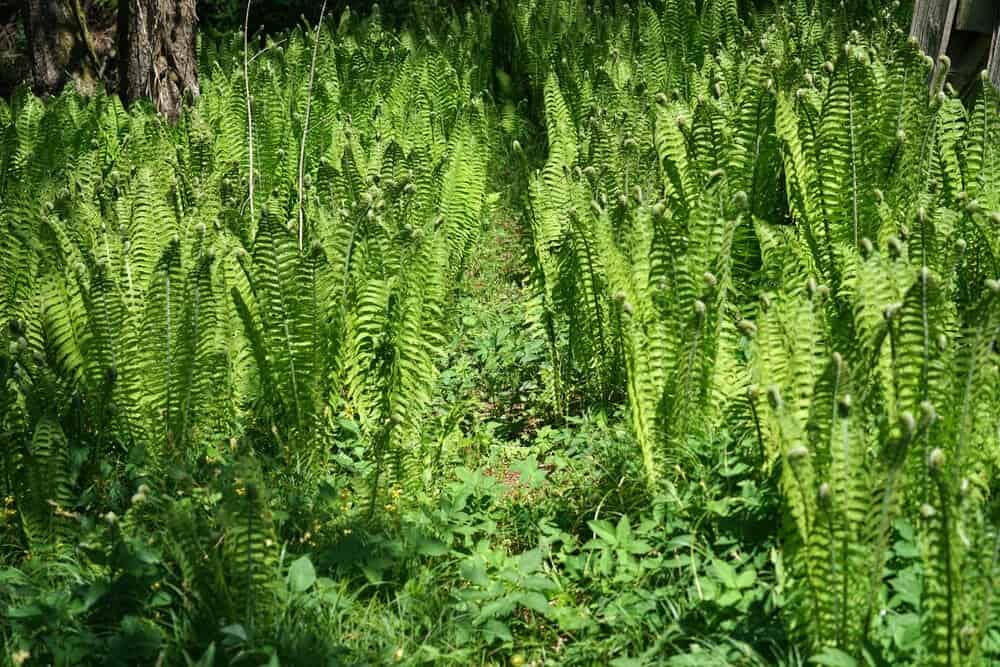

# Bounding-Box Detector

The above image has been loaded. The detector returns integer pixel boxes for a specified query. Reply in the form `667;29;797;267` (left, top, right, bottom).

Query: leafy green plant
748;32;1000;665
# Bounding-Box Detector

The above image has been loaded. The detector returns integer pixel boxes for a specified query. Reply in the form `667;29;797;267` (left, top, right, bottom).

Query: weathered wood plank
990;23;1000;90
910;0;959;59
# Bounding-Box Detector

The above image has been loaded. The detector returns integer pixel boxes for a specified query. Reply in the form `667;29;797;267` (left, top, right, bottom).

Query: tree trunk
23;0;88;95
118;0;199;122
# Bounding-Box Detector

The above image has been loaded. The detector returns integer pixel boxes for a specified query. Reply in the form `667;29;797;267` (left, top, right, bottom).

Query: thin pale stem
298;0;329;250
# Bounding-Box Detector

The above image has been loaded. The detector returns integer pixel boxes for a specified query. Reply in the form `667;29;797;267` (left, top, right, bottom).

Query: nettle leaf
415;539;449;557
221;624;248;642
735;568;756;590
479;597;516;619
517;591;550;614
509;456;547;487
522;575;559;592
283;556;316;595
588;519;618;545
711;558;738;589
460;559;489;587
717;589;742;607
482;619;512;643
615;515;633;544
609;659;643;667
518;548;543;573
809;647;858;667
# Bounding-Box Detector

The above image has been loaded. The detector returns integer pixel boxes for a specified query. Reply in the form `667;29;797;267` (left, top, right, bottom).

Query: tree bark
23;0;84;95
118;0;199;122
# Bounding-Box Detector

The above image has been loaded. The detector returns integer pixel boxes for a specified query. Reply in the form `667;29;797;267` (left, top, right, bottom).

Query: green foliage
509;0;1000;664
746;33;1000;663
1;1;998;665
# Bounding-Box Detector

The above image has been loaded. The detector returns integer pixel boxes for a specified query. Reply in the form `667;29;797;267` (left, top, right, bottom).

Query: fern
20;416;74;548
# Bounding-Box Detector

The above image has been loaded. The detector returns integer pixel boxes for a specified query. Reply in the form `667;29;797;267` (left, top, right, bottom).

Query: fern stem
297;0;328;251
820;503;839;648
974;525;1000;652
919;269;930;497
830;361;849;648
798;99;834;282
747;93;768;218
243;0;255;222
748;393;764;466
567;212;609;399
837;419;852;649
862;465;899;642
164;269;173;444
179;251;206;452
939;480;954;667
246;484;255;639
954;316;988;476
847;64;859;249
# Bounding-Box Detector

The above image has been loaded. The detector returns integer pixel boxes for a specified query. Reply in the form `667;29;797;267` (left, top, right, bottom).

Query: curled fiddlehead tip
860;237;874;258
766;385;782;409
927;448;945;472
837;393;852;417
920;401;937;426
787;445;809;462
900;411;916;440
818;482;831;504
920;266;933;287
888;236;904;259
